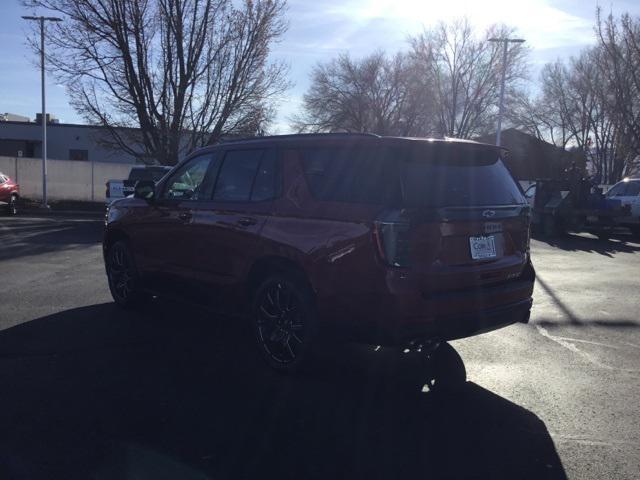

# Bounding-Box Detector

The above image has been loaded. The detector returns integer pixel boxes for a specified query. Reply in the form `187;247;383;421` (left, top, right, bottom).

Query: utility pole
488;37;525;147
22;15;62;208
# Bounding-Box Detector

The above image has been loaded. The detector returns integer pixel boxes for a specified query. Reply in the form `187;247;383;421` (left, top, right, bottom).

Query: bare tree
408;19;528;139
595;10;640;178
24;0;290;165
516;11;640;183
293;51;434;136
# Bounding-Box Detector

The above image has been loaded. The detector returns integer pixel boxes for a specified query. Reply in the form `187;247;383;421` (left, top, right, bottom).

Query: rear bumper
390;297;532;345
318;261;535;347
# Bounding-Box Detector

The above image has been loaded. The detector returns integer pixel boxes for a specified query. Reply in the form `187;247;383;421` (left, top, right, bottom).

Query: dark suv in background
103;134;535;372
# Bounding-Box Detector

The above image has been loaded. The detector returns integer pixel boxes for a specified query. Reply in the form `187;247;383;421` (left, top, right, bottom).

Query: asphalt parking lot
1;215;639;479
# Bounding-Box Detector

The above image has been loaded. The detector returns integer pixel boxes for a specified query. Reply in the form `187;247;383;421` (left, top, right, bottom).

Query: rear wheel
106;240;145;308
252;274;317;373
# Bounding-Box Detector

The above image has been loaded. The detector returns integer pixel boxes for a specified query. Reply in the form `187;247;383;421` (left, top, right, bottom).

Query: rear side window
399;145;525;207
624;181;640;196
300;147;399;204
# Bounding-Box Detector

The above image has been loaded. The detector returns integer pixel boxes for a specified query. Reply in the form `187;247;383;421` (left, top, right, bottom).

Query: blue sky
2;0;640;133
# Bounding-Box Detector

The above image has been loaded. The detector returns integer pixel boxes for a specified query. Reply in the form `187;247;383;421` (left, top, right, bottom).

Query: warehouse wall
0;156;133;202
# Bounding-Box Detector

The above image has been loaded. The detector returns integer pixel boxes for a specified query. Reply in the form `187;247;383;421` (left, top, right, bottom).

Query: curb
20;208;106;218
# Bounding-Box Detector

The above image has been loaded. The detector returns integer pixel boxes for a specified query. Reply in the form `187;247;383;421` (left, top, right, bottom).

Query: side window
624;182;640;197
606;183;627;197
0;175;6;185
213;150;263;202
163;153;217;201
251;149;279;202
300;147;398;204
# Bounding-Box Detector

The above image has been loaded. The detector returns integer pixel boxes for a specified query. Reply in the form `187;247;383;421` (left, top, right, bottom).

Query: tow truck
525;178;631;239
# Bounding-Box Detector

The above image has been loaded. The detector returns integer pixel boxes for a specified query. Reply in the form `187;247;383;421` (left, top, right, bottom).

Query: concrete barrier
0;156;134;202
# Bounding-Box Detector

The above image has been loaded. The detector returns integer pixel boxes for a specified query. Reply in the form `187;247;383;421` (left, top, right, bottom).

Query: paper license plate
469;235;497;260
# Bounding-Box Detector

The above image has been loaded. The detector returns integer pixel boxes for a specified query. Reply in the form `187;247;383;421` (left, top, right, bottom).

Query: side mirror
134;180;156;201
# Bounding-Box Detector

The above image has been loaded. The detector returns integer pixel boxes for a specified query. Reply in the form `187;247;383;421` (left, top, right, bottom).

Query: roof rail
217;132;380;144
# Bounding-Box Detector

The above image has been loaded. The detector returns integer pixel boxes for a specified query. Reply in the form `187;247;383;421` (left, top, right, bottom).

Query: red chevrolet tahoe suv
0;172;19;215
103;134;535;372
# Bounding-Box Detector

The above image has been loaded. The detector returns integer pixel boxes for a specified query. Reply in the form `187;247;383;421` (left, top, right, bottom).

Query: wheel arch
246;255;315;301
103;228;131;257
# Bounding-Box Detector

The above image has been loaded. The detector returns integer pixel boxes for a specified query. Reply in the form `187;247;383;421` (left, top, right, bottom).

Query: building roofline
0;119;141;132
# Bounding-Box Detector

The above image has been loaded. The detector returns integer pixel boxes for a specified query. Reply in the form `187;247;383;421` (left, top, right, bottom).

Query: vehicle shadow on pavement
0;217;103;261
532;232;640;257
0;301;567;480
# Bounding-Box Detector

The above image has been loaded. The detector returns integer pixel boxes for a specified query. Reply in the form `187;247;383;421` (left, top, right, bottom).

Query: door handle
179;211;192;221
236;217;257;227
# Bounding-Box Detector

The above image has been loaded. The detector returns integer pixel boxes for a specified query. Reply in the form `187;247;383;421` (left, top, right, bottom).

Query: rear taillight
374;212;411;267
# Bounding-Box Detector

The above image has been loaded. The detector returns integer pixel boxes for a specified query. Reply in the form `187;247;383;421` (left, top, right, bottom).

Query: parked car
0;172;19;215
106;165;171;204
103;134;535;373
606;178;640;236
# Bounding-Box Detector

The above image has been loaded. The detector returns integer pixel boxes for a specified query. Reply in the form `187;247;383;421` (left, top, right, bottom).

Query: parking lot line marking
535;325;640;373
551;433;638;447
553;336;623;349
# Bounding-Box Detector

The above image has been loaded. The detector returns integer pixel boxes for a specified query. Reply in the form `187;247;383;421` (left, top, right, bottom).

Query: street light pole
22;15;62;208
488;37;525;147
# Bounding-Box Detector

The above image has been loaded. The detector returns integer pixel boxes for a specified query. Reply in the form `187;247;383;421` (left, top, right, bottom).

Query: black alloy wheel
253;275;315;371
107;241;142;308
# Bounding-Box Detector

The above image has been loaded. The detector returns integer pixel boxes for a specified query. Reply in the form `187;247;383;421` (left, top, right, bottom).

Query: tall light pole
22;15;62;208
488;37;524;147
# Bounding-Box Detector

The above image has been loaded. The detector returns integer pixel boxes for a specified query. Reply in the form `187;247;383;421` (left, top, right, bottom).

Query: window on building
69;149;89;161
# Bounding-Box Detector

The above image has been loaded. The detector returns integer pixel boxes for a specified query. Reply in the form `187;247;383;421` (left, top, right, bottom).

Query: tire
8;194;18;216
105;240;146;309
251;274;317;373
630;226;640;238
424;342;467;393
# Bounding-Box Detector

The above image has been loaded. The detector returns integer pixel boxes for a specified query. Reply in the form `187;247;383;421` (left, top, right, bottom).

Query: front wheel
252;274;317;373
106;240;145;308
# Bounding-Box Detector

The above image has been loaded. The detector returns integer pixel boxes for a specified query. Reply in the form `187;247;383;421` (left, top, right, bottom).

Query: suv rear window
300;144;524;207
399;145;525;207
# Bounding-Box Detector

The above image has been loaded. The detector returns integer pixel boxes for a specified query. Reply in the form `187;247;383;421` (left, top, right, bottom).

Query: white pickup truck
106;166;172;204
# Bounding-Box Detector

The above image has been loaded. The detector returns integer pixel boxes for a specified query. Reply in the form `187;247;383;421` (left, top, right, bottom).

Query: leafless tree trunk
24;0;289;165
